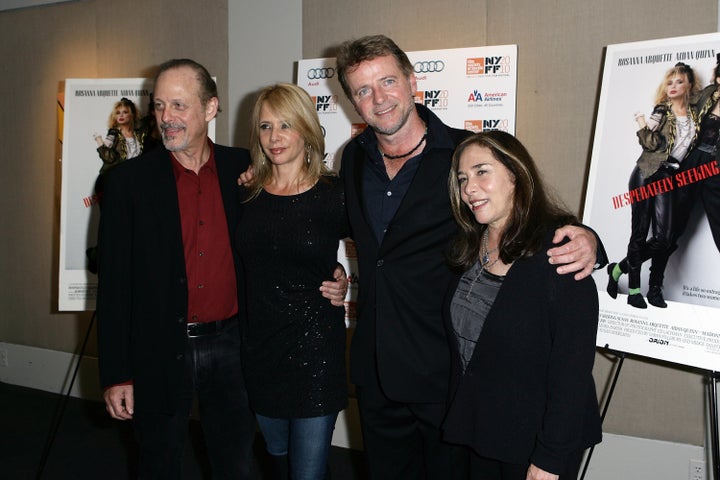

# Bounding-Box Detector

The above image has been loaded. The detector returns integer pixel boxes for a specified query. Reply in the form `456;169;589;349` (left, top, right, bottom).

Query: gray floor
0;382;366;479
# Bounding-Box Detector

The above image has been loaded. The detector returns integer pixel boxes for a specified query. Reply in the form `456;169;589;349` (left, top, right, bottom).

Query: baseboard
0;342;708;478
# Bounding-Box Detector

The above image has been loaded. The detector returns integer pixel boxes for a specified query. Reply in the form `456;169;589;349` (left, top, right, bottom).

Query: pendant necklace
465;230;499;300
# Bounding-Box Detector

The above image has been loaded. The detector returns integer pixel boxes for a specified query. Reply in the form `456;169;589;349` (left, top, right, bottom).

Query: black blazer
342;105;472;403
442;234;602;474
96;143;250;414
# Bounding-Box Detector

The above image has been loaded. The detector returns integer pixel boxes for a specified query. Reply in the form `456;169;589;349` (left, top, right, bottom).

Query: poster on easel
58;78;216;311
584;32;720;370
297;44;518;325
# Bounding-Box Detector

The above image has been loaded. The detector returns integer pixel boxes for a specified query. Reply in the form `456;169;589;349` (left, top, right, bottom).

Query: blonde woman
607;63;699;308
235;83;348;480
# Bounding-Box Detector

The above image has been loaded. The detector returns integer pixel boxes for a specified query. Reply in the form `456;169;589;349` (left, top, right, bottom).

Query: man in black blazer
96;59;257;479
335;35;604;479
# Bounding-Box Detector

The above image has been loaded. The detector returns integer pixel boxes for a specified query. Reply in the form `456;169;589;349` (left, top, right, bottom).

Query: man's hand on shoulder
547;225;597;280
237;165;255;186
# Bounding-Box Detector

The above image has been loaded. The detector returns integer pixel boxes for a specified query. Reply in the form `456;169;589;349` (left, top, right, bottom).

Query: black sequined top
236;176;349;418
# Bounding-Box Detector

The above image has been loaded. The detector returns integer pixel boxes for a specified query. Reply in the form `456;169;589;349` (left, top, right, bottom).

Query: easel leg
35;312;96;479
580;349;626;480
709;372;719;480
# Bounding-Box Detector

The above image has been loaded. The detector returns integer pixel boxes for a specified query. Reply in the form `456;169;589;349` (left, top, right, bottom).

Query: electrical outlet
689;459;705;480
0;348;7;367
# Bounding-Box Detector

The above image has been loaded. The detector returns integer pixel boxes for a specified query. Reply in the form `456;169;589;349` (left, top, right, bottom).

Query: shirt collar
170;138;216;179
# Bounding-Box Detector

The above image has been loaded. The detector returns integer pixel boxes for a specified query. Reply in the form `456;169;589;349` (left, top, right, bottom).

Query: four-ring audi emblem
414;60;445;73
307;67;336;79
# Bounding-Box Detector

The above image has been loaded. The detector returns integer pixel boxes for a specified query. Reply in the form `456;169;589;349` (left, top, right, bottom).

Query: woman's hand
526;463;559;480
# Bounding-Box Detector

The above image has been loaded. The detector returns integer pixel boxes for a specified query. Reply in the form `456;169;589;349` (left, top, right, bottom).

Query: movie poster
297;45;518;325
58;78;216;311
585;33;720;370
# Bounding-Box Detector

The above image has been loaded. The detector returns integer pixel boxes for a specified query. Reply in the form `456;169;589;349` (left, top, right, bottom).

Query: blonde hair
107;97;138;129
245;83;331;201
653;62;698;106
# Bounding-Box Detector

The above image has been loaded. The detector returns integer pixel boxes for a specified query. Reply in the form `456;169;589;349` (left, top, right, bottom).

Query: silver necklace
465;230;499;300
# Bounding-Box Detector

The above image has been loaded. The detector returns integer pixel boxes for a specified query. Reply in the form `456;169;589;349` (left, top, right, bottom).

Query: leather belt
187;315;237;338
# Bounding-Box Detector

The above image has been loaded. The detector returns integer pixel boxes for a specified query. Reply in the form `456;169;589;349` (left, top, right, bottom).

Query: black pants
132;321;256;479
356;372;468;480
469;451;583;480
624;165;676;288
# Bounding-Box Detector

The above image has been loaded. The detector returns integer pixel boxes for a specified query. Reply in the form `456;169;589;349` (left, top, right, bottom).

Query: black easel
580;346;720;480
709;371;720;480
35;311;96;480
579;347;626;480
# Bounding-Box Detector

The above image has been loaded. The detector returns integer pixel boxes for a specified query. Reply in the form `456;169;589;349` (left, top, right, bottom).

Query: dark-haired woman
671;55;720;252
442;131;602;480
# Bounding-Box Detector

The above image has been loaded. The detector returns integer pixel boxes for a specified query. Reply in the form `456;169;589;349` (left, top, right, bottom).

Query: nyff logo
312;95;338;112
464;119;510;133
413;90;449;108
466;56;512;75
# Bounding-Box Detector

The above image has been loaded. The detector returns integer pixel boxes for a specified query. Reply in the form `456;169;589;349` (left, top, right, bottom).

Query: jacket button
376;259;384;267
177;316;185;323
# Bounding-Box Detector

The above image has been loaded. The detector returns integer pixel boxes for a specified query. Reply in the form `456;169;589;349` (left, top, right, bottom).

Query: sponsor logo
413;60;445;73
306;67;335;79
464;119;510;133
312;95;338;113
466;56;512;75
344;239;357;259
322;152;337;170
414;90;449;108
649;338;669;346
467;90;507;104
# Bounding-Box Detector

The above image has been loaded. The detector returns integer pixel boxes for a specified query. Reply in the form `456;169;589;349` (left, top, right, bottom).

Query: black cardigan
442;234;602;474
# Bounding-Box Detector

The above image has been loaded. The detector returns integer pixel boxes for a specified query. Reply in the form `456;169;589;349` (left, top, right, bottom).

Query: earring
306;145;312;165
259;151;266;165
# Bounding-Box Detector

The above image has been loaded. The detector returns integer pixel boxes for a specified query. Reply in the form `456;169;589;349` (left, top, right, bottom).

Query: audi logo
414;60;445;73
307;67;336;79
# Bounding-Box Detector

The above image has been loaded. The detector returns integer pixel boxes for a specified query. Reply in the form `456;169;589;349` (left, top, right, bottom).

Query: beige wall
303;0;717;446
0;0;716;451
0;0;229;356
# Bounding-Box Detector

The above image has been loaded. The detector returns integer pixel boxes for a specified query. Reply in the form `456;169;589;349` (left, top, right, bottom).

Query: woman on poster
93;97;147;173
442;131;602;480
606;62;699;308
670;55;720;251
235;83;348;480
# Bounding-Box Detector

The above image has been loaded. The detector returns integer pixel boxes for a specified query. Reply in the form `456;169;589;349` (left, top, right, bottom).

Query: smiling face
344;54;417;137
257;103;306;168
457;144;516;232
153;66;217;153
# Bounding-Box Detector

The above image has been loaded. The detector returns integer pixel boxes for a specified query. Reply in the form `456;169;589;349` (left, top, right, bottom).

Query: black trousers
132;320;256;479
624;165;676;288
356;370;468;480
468;451;583;480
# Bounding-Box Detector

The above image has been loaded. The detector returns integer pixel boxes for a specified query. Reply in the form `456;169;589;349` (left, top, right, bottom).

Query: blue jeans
132;320;256;479
256;412;338;480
